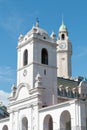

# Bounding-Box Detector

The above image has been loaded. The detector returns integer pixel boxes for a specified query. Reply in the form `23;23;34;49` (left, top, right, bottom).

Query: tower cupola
59;20;68;32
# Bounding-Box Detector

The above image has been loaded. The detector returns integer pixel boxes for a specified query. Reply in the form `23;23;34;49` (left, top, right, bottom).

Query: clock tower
57;20;72;78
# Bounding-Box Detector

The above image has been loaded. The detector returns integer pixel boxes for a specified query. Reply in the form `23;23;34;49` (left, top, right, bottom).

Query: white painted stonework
57;22;72;79
0;21;87;130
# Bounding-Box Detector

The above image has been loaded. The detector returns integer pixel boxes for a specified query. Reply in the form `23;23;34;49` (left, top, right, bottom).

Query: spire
62;14;64;25
36;17;39;27
59;17;67;32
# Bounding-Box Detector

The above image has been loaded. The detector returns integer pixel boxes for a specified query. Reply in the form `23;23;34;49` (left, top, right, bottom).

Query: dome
32;26;48;36
36;27;48;35
82;77;87;83
31;20;48;36
79;77;87;87
59;20;67;32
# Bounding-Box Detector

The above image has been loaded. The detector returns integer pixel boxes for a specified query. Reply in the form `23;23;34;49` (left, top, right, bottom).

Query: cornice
8;100;40;113
8;94;39;107
39;99;77;112
17;34;57;49
17;61;57;72
0;117;9;123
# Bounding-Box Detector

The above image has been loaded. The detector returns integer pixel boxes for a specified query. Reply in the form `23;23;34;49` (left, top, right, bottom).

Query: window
60;111;71;130
2;125;8;130
44;69;46;75
61;34;65;40
22;117;28;130
23;49;28;66
41;48;48;65
43;36;46;39
43;115;53;130
49;116;53;130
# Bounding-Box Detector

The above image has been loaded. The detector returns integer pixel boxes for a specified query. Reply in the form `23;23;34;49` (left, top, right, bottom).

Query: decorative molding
8;100;40;113
29;87;45;95
9;83;30;101
17;61;57;72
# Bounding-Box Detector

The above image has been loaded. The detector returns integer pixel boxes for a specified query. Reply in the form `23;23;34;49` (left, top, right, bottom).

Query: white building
0;20;87;130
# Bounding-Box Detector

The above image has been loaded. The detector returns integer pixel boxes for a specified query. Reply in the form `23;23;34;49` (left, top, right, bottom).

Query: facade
0;20;87;130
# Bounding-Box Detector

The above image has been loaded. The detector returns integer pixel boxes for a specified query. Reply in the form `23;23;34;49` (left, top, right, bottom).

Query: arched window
2;125;8;130
60;110;71;130
41;48;48;65
23;49;28;66
43;115;53;130
61;34;65;40
22;117;28;130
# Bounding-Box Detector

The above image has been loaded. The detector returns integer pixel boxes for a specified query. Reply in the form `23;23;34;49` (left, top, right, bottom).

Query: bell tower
17;21;57;106
57;20;72;78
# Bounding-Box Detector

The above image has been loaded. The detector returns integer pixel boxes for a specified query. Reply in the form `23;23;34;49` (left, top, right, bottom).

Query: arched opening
43;115;53;130
60;110;71;130
2;125;8;130
22;117;28;130
61;34;65;40
41;48;48;65
23;49;28;66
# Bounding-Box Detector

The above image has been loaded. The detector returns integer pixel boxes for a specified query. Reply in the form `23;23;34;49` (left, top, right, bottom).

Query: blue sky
0;0;87;93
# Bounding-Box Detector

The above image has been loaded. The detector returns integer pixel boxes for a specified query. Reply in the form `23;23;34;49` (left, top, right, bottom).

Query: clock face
59;42;66;49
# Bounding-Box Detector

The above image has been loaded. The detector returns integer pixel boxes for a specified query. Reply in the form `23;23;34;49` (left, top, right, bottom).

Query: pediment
9;83;30;101
17;85;29;101
17;83;30;101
